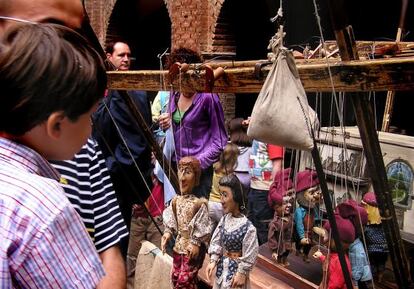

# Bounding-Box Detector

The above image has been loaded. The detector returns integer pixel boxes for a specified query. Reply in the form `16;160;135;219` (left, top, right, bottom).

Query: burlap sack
247;48;318;151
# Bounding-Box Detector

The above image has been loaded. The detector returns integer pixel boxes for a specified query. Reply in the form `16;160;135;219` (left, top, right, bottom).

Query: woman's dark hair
228;118;252;147
219;174;247;214
0;23;107;135
164;47;201;69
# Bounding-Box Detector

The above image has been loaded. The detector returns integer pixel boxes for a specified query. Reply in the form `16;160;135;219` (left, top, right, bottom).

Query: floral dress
209;214;259;289
163;194;211;289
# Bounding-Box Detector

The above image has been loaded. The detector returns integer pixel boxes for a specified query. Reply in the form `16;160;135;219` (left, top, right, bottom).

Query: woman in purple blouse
159;48;228;199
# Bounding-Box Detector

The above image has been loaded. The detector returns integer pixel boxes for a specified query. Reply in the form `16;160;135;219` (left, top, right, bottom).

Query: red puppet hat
362;192;377;207
268;168;293;207
295;169;319;193
323;214;356;244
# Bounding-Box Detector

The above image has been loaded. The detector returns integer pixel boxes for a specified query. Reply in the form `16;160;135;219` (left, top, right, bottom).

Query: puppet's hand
231;272;246;288
206;261;217;281
300;237;310;245
271;252;278;261
187;243;200;260
161;232;171;254
312;250;323;259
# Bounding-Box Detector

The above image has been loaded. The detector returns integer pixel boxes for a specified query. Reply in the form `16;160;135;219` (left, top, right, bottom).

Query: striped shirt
0;137;104;288
51;138;128;253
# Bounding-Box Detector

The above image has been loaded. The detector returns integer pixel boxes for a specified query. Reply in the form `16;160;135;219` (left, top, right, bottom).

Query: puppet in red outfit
313;214;354;289
267;168;295;266
293;169;322;263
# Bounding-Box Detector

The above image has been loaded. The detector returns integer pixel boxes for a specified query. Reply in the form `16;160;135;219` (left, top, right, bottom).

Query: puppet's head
219;174;247;214
315;213;356;251
268;168;294;216
361;192;381;225
296;169;321;208
336;199;368;238
178;156;201;195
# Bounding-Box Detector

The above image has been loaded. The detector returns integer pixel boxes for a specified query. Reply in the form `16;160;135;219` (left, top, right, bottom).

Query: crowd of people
0;0;390;288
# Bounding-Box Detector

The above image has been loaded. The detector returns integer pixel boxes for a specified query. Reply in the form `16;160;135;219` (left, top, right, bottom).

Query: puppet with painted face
312;214;354;289
293;169;322;263
207;174;259;289
161;156;211;289
267;168;295;266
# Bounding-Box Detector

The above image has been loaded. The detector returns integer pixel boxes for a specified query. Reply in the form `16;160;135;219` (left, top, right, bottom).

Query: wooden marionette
267;168;295;266
293;169;322;263
313;214;355;289
206;174;259;289
161;156;211;289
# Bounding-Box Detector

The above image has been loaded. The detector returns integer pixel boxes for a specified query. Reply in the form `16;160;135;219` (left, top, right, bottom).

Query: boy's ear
46;111;66;139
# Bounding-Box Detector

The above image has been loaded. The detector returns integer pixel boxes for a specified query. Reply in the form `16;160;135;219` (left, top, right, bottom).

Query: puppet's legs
171;253;199;289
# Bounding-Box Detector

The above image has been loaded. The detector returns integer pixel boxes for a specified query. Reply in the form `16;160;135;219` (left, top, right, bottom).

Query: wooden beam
107;56;414;93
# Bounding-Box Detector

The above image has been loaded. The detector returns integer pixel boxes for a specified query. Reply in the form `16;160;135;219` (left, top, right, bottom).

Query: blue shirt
349;238;372;282
0;137;104;288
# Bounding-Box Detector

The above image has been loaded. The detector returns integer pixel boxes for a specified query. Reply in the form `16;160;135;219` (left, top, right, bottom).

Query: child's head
268;168;294;215
178;156;201;195
228;118;252;147
219;174;246;215
214;142;239;175
0;23;106;160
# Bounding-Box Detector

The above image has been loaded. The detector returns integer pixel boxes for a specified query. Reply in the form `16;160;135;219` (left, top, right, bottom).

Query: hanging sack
247;47;318;151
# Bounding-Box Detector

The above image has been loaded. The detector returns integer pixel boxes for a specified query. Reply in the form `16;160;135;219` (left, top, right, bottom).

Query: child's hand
231;272;246;288
312;250;323;259
187;243;200;260
161;232;171;254
206;261;217;281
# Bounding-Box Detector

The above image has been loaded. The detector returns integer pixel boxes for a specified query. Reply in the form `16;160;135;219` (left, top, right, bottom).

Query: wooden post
327;0;410;287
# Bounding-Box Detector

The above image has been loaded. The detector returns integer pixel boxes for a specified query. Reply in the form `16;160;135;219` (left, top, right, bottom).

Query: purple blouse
169;92;227;170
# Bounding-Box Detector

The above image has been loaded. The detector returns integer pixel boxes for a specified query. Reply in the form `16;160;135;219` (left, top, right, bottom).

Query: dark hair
0;23;107;135
105;40;128;55
228;118;252;147
219;174;247;213
165;47;201;69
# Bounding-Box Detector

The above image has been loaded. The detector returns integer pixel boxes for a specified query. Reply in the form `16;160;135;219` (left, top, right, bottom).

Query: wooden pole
381;0;409;132
327;0;410;287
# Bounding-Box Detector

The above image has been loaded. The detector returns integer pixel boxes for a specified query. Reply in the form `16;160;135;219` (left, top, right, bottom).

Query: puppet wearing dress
267;168;295;266
161;156;211;289
207;174;259;289
294;169;322;263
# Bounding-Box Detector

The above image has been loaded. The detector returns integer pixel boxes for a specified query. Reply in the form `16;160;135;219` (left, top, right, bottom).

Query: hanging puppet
161;156;211;289
207;174;259;289
313;213;354;289
293;169;321;263
267;168;295;266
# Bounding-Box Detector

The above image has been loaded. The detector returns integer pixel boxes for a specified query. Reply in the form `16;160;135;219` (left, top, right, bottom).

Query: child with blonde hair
208;143;240;225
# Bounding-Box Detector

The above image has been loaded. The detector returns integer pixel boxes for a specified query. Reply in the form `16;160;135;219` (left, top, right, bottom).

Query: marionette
161;156;211;289
336;200;373;289
207;174;259;289
293;169;322;263
313;213;354;289
361;192;389;283
267;168;295;266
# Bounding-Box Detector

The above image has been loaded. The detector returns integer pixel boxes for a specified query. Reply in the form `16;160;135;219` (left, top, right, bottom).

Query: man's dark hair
105;40;128;55
0;23;107;135
165;47;202;69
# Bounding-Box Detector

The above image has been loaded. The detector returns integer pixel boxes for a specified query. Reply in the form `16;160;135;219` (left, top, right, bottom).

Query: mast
327;0;410;287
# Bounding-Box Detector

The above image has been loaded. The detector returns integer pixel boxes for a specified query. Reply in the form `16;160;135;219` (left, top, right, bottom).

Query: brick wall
84;0;117;47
